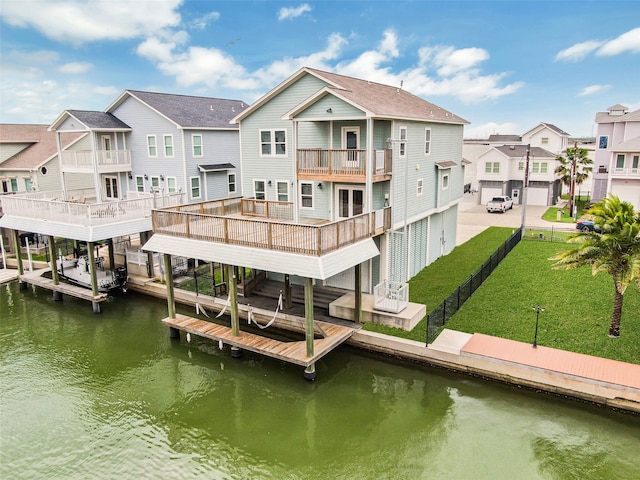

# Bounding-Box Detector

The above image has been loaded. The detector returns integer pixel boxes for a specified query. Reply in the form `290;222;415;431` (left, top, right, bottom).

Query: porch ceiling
142;234;379;280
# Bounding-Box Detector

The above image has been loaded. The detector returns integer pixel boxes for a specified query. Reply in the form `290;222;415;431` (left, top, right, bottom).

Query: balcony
60;149;132;173
297;149;392;183
152;197;391;256
611;167;640;178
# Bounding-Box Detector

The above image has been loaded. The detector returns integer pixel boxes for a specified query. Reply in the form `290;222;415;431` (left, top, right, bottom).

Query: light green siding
0;143;31;162
296;96;365;119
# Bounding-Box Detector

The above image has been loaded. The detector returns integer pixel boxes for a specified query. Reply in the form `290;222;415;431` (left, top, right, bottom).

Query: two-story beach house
0;92;247;302
475;144;560;206
593;104;640;209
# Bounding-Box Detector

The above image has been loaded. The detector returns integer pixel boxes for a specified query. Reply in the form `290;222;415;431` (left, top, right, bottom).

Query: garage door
481;187;503;205
526;187;549;206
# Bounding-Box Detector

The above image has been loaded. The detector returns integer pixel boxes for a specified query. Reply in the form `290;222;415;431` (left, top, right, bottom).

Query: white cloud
555;27;640;62
596;27;640;56
578;84;611;96
278;3;312;21
1;0;183;44
58;62;93;74
464;122;519;140
190;11;220;30
420;46;490;76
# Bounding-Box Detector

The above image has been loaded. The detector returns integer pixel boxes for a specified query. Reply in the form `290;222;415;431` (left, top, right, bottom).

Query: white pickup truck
486;195;514;213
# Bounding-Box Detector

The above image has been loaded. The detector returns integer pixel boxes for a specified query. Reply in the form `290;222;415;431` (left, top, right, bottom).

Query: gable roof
595;107;640;124
109;90;249;129
50;110;131;131
487;134;522;143
494;145;555;159
0;124;85;171
233;66;468;125
612;136;640;152
522;122;570;138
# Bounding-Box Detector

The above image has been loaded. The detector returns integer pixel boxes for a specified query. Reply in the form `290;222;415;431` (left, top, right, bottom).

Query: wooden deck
163;314;355;367
19;268;108;302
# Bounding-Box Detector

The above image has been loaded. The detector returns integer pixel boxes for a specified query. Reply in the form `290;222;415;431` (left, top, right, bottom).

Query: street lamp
532;304;544;348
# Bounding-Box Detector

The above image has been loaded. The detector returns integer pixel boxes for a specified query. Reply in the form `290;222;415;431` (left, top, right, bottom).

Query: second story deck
60;149;132;173
152;197;391;256
297;148;392;183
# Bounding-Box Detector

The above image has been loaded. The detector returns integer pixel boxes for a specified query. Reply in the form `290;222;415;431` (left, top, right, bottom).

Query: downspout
292;120;299;223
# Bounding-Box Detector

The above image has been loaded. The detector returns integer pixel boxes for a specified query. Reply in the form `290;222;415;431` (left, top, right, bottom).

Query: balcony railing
297;149;392;181
60;149;132;172
612;167;640;178
152;200;391;256
1;189;183;227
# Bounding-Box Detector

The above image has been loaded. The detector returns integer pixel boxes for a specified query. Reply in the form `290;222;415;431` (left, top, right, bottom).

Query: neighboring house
476;144;561;206
522;122;569;155
593;104;640;209
0;124;86;194
464;122;571;204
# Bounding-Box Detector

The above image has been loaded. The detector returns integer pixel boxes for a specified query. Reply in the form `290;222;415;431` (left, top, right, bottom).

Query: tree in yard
551;195;640;338
555;145;593;213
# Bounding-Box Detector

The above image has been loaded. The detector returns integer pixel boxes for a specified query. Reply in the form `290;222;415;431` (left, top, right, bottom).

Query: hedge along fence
425;227;523;344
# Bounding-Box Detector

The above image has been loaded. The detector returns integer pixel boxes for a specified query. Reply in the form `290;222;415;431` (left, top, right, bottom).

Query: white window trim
192;134;203;158
424;128;432;156
166;176;177;193
190;176;201;199
163;134;174;158
598;135;608;149
399;126;408;159
147;135;157;158
135;175;145;192
150;176;161;190
254;179;266;200
276;180;289;202
227;172;237;195
259;129;287;157
104;175;118;199
300;181;314;210
416;178;424;196
442;174;449;190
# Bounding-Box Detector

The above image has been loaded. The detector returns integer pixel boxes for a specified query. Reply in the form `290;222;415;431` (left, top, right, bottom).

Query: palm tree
551;195;640;338
555;146;593;213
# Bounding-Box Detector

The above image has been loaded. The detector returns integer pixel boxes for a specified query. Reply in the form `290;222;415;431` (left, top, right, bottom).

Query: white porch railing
612;167;640;178
60;149;132;171
373;279;409;313
1;191;184;227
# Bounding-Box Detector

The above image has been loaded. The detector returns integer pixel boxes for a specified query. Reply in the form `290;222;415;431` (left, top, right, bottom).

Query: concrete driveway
456;193;559;245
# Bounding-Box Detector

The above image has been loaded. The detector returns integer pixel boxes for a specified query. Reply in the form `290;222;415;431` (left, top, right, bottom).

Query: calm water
1;281;639;480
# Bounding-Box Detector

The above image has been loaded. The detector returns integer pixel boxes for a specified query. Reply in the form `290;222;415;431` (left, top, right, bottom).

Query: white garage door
481;187;503;205
526;187;549;206
612;183;640;209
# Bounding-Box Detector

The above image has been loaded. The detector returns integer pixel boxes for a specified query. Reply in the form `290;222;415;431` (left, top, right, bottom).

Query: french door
336;186;364;219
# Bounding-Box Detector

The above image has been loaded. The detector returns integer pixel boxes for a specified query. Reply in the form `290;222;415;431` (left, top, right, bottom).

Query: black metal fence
425;226;523;344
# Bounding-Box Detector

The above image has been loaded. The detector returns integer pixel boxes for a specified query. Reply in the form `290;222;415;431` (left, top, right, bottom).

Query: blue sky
1;0;639;138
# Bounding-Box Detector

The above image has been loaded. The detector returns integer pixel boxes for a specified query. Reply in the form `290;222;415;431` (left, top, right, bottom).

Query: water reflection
2;282;640;480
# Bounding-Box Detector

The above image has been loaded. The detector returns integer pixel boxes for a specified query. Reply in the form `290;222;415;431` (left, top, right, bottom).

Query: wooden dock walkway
19;268;108;303
163;314;355;367
0;269;19;285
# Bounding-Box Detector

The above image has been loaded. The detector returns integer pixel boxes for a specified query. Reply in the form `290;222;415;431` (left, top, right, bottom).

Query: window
147;135;157;157
541;137;549;144
164;135;174;157
442;174;449;189
150;176;160;190
416;178;423;196
167;177;177;193
399;126;407;158
192;135;203;157
633;156;639;169
228;173;236;194
424;128;431;155
260;129;287;156
277;181;289;202
518;161;524;171
190;177;201;199
300;182;313;208
485;162;499;173
136;176;144;192
24;178;32;191
10;178;18;192
616;154;625;169
532;162;540;174
104;176;118;199
254;180;266;200
599;136;608;149
540;162;548;174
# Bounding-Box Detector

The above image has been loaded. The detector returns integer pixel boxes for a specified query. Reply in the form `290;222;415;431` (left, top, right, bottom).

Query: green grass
542;197;591;223
447;241;640;364
363;227;516;341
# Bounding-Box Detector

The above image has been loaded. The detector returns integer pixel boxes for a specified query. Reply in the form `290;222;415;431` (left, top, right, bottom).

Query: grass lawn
362;226;516;342
541;195;591;223
445;240;640;364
